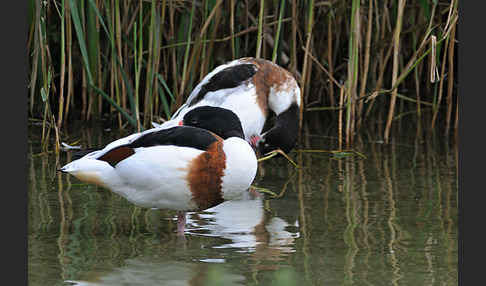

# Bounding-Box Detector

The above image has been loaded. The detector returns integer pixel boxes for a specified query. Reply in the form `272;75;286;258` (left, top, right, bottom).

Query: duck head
257;103;299;155
181;106;245;140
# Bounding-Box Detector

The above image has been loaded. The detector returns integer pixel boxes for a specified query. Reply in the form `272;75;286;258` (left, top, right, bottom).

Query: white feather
221;137;258;200
61;136;257;212
62;145;203;211
112;146;202;210
158;82;265;141
268;80;301;115
156;58;300;144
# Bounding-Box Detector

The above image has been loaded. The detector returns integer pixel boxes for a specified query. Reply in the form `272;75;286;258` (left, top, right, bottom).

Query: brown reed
28;0;458;149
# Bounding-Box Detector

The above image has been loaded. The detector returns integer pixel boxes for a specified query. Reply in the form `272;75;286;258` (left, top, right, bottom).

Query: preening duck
59;106;258;235
155;57;301;155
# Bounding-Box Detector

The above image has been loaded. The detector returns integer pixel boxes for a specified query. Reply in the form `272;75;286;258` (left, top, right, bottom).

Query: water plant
28;0;458;150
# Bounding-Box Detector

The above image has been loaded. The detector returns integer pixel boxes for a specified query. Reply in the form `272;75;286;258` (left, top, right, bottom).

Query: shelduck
59;106;258;235
155;57;301;155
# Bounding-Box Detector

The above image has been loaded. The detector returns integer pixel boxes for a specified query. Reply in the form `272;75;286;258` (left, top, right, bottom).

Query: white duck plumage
154;57;301;154
60;106;258;235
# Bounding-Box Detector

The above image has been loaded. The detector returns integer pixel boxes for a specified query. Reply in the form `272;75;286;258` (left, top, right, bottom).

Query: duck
59;106;258;235
154;57;301;155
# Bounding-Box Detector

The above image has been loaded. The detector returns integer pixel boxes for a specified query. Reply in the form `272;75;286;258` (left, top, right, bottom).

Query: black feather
258;103;300;154
128;126;218;151
188;64;257;106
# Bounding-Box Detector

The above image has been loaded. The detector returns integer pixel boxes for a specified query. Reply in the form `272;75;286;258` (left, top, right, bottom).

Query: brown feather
98;146;135;167
186;139;226;210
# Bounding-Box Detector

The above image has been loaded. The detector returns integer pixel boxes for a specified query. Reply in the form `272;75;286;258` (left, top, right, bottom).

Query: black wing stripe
128;126;218;152
188;64;257;106
97;127;218;167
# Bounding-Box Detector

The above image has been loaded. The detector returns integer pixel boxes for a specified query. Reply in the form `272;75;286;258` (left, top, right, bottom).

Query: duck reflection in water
65;193;300;286
184;191;300;257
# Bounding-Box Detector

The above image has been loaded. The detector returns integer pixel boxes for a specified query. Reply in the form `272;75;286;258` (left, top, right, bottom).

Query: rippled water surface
28;122;458;286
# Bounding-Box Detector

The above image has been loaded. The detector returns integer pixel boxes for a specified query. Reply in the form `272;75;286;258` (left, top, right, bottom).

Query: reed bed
28;0;458;150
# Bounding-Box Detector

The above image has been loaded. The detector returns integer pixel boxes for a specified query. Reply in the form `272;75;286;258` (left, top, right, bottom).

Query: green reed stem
384;0;406;143
346;0;360;146
300;0;314;132
69;0;93;83
255;0;264;58
271;0;285;63
178;0;196;101
28;1;458;149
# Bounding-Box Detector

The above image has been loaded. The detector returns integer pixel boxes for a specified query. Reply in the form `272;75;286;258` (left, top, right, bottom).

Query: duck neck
263;103;299;153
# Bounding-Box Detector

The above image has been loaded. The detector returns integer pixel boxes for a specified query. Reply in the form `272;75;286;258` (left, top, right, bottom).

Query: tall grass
28;0;458;149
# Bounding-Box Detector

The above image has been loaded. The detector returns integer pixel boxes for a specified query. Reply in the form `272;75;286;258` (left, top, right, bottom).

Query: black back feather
95;126;218;167
188;64;257;106
128;126;218;151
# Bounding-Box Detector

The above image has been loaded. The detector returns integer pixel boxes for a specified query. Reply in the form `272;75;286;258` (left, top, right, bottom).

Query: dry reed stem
338;85;344;150
290;0;297;75
383;0;405;143
430;35;438;84
198;0;209;81
29;0;41;116
300;0;314;133
346;0;360;147
302;46;342;90
357;0;373;129
255;0;265;58
151;3;163;120
454;94;458;136
133;1;143;131
64;1;73;126
142;1;156;127
57;0;66;128
29;0;457;147
169;1;179;107
183;0;225;103
159;17;291;50
200;0;224;38
327;16;334;106
96;7;102;120
366;22;438;107
445;21;456;136
431;33;450;129
230;0;235;59
115;0;126;122
364;0;392;119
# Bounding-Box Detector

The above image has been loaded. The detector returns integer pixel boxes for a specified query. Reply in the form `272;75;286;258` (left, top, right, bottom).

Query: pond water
28;120;458;286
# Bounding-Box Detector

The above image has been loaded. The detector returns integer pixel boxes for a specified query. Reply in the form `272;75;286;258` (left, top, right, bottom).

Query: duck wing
187;63;257;107
98;126;219;167
128;126;219;151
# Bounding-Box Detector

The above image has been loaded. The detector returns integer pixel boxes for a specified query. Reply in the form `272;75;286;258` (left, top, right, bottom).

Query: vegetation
28;0;458;151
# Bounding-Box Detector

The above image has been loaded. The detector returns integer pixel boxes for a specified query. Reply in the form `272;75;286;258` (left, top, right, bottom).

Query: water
28;122;458;286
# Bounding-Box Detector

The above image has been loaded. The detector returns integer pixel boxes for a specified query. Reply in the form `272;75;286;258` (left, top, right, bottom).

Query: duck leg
177;211;186;236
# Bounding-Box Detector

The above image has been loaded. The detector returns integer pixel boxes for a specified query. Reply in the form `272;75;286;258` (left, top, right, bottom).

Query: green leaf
69;0;93;84
156;74;175;103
